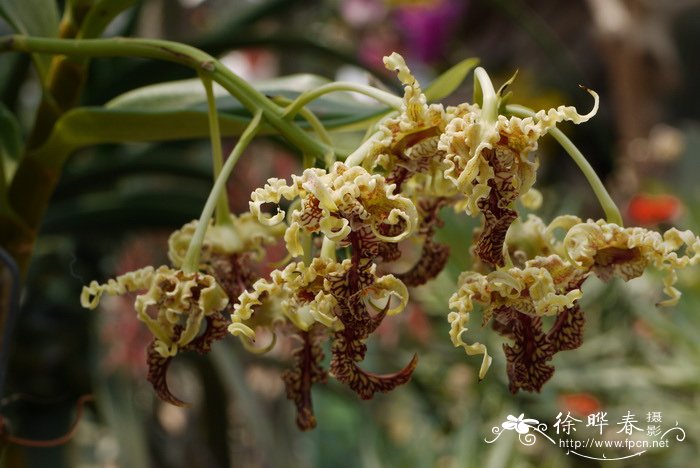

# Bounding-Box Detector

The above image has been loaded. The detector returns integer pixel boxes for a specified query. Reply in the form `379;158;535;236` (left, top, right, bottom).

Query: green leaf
42;190;207;232
106;74;332;111
106;74;382;118
78;0;137;39
63;108;265;144
55;146;212;199
0;102;22;161
0;102;22;192
424;57;479;102
34;74;388;167
0;0;59;78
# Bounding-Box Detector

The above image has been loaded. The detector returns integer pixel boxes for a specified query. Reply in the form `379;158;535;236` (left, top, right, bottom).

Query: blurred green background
2;0;700;466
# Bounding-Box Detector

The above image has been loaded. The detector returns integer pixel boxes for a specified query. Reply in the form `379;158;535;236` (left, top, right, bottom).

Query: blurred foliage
1;0;700;467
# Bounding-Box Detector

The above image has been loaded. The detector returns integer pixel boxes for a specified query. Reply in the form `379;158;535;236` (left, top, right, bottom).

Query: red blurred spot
406;305;432;345
375;304;432;346
627;193;682;225
633;319;655;340
559;393;601;417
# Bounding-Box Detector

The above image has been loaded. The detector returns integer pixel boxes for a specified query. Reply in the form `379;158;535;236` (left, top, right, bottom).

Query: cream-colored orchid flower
448;255;585;379
441;94;594;269
564;220;700;306
82;266;229;357
249;162;418;257
356;54;468;203
168;212;284;268
229;258;343;343
229;256;411;345
520;188;543;210
380;53;446;146
439;91;598;212
506;214;583;264
344;54;464;203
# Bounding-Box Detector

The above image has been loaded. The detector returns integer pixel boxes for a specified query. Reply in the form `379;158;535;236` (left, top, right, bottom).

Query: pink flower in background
358;28;404;69
341;0;387;27
394;0;467;63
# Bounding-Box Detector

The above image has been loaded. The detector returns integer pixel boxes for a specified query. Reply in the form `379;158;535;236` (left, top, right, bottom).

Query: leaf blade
425;57;479;102
0;0;60;78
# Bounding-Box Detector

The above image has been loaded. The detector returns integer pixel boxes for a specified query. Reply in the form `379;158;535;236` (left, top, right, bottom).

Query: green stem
282;82;402;119
271;95;335;166
506;104;623;226
474;67;498;124
297;108;333;147
200;74;231;226
0;34;328;275
182;111;263;274
0;35;329;161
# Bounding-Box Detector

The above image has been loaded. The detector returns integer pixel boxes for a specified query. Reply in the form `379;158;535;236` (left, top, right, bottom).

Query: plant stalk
506;104;623;226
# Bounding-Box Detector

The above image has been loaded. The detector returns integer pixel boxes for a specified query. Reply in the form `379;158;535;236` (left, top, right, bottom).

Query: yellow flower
520;188;543;210
81;266;229;357
506;214;582;265
249;162;418;257
229;257;343;343
440;92;599;201
167;212;284;268
564;220;700;306
383;52;446;137
438;89;598;267
229;257;410;344
448;255;585;380
348;53;462;202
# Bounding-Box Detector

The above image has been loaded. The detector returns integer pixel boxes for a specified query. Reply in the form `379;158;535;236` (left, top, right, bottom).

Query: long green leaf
106;73;383;117
42;191;207;232
0;102;21;162
32;73;388;167
36;103;385;170
54;108;260;147
0;102;21;196
424;57;479;102
0;0;59;78
78;0;137;39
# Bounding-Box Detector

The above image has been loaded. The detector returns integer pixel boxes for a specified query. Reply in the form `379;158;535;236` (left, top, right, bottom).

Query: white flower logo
502;413;540;434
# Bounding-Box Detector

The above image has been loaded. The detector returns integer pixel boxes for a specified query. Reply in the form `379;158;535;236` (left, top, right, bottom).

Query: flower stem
282;82;402;119
271;95;336;166
0;34;329;276
200;74;232;226
0;35;330;163
506;104;623;226
182;111;263;274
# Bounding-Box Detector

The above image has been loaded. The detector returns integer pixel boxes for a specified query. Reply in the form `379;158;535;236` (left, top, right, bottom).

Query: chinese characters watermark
485;410;686;461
